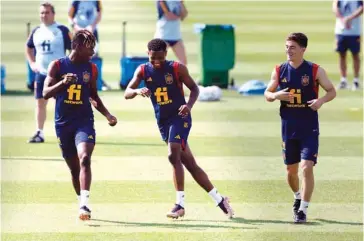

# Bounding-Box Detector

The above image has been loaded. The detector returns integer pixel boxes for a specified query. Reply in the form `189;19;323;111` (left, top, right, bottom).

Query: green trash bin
194;24;235;88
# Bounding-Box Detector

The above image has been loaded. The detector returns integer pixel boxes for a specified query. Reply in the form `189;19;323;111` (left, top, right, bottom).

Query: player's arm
264;68;292;102
346;2;363;21
43;61;72;100
68;1;77;26
180;1;188;21
124;65;150;99
25;28;37;72
159;1;179;20
89;64;117;126
178;63;199;110
332;0;343;18
91;1;102;30
316;67;336;104
264;68;279;102
68;1;82;31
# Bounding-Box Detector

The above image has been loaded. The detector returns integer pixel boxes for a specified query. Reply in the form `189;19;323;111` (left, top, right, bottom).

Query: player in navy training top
264;33;336;223
43;30;117;221
124;38;234;219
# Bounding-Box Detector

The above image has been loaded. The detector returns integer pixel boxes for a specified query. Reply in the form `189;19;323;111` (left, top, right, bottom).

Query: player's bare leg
170;41;187;65
166;142;185;219
76;142;94;220
352;53;360;90
295;160;314;223
29;98;47;143
181;144;234;218
65;155;81;196
180;144;213;192
338;52;348;89
286;163;301;217
287;163;300;192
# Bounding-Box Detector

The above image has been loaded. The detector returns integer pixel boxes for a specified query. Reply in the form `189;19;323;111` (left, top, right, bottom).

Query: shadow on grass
315;218;363;226
181;217;320;226
90;218;258;230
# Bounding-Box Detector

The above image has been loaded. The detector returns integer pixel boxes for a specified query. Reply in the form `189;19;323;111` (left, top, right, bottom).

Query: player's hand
307;98;324;111
30;62;39;73
62;73;77;85
165;12;180;20
274;88;294;102
342;17;352;29
137;87;151;97
178;104;190;118
106;114;117;126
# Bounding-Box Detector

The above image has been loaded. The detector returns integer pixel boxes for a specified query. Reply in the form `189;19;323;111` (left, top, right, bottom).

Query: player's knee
339;52;347;59
168;152;180;165
36;99;47;108
301;163;313;177
80;154;91;168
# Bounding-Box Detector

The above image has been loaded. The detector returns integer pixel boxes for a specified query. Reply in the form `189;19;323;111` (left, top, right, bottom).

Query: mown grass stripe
2;232;362;241
2;203;362;233
2;156;362;181
2;180;362;204
2;121;362;137
2;136;361;157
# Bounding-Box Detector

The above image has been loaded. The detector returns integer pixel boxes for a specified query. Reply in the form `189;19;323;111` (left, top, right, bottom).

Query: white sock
37;129;44;137
354;77;359;83
299;200;309;214
208;187;223;205
176;191;185;208
341;77;347;83
294;191;301;200
80;190;90;208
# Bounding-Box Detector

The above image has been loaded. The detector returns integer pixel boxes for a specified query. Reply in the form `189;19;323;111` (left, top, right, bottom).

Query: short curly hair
72;29;96;50
147;38;167;51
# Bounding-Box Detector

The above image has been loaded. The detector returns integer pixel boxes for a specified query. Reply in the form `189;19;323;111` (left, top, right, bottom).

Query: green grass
2;180;362;204
2;136;362;157
1;0;362;240
2;232;363;241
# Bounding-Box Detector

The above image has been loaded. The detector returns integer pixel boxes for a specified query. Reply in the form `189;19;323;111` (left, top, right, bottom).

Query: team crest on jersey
301;75;309;86
165;73;173;84
83;71;90;83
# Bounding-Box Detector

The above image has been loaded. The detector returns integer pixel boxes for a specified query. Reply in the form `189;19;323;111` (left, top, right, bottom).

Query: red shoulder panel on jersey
91;63;97;82
140;64;145;79
54;59;60;70
312;63;319;98
275;65;280;79
173;61;184;96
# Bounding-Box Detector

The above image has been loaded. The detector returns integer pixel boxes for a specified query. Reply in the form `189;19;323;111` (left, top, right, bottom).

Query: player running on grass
124;38;234;219
264;32;336;223
43;30;117;220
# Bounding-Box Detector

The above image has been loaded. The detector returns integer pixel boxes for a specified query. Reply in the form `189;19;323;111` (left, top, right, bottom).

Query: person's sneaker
292;199;301;216
352;82;360;91
79;206;91;221
337;81;348;90
28;131;44;143
101;80;112;91
166;204;185;219
294;210;307;223
218;197;234;219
